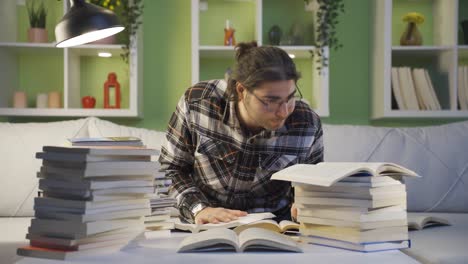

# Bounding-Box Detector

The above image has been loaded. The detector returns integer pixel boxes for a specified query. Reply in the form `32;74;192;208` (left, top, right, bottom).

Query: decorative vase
36;93;48;108
224;20;236;46
13;91;27;108
47;91;61;108
289;22;304;45
400;22;422;46
28;28;48;43
268;25;282;45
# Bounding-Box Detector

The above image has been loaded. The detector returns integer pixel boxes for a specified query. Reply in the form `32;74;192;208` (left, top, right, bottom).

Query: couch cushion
0;119;90;216
323;121;468;213
402;213;468;264
87;118;166;160
0;217;30;264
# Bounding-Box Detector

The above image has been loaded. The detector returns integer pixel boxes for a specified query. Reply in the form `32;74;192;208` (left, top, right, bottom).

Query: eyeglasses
249;86;303;112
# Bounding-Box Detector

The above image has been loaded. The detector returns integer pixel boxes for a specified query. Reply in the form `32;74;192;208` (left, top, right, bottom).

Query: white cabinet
0;0;142;117
371;0;468;119
191;0;329;117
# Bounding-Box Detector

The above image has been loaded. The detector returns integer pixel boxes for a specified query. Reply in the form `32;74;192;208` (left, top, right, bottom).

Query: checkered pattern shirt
159;80;323;222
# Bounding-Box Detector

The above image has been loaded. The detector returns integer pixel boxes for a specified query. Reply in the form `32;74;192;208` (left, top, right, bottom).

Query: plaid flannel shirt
159;80;324;222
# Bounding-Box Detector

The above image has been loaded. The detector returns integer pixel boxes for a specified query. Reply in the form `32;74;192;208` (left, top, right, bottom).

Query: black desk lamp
55;0;125;47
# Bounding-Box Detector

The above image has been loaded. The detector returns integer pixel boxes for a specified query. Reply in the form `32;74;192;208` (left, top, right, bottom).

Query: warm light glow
98;52;112;57
56;27;124;48
288;54;296;59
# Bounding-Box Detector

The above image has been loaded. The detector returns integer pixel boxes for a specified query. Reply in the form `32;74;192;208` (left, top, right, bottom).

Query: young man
159;42;323;224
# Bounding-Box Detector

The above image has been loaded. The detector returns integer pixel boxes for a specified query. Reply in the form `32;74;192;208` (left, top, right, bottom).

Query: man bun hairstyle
227;41;301;101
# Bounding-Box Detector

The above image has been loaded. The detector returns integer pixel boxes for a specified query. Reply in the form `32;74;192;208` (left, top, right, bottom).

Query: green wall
4;0;467;129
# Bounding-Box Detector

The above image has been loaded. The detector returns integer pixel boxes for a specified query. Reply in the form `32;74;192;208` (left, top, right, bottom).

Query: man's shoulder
184;80;227;103
290;100;321;125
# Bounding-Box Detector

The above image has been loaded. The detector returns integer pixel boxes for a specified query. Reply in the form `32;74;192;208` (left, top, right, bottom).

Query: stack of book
142;156;176;236
17;138;160;260
391;67;441;111
272;162;419;252
144;193;176;233
154;169;172;195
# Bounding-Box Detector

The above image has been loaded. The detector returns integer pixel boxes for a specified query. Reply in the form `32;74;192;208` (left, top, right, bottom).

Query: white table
13;232;420;264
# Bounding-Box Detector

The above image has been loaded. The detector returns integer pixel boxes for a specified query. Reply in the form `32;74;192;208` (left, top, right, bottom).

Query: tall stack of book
144;193;176;233
143;157;176;235
17;137;160;260
272;162;419;252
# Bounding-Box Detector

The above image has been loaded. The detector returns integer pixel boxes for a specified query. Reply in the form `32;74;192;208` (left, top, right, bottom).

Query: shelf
193;0;328;116
69;45;125;57
458;46;468;57
378;110;468;118
199;45;315;58
0;42;61;55
0;108;139;117
371;0;465;119
392;45;453;52
199;46;235;58
0;0;142;118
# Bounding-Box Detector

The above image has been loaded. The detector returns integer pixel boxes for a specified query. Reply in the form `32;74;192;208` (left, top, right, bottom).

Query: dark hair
226;41;301;101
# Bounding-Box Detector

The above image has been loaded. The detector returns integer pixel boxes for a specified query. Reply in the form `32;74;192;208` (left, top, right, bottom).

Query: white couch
1;117;467;263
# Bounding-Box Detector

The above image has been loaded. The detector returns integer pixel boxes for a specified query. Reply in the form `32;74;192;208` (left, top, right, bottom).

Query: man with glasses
160;42;323;224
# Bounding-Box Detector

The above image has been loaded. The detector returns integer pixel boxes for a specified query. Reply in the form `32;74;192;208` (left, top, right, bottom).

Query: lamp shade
55;0;124;48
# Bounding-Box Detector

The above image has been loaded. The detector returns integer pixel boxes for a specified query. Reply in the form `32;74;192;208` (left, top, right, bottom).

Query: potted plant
27;0;48;43
87;0;144;63
304;0;345;72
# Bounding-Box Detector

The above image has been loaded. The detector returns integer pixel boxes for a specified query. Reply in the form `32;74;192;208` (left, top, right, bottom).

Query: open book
271;162;419;187
233;220;299;234
177;227;302;253
171;212;275;233
407;214;451;230
68;137;144;147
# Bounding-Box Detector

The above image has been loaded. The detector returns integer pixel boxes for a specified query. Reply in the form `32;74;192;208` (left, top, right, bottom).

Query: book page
279;220;299;232
238;227;302;252
272;162;418;187
173;212;275;233
407;214;451;230
177;228;239;252
233;220;280;234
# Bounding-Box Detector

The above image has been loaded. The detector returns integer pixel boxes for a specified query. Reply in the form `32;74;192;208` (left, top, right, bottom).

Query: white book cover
36;152;152;162
35;208;151;223
42;146;159;156
411;68;428;110
35;197;149;210
404;67;420;110
303;236;409;252
391;67;406;110
300;224;408;244
39;178;153;190
396;67;419;110
423;69;441;110
464;66;468;110
30;218;144;237
458;67;467;110
412;68;434;110
295;194;407;209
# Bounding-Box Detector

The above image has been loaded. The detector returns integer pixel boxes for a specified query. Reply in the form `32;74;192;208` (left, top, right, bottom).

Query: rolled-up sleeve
159;94;211;222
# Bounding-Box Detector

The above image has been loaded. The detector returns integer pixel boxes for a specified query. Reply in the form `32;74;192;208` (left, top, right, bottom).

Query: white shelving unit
191;0;329;117
371;0;468;119
0;0;142;117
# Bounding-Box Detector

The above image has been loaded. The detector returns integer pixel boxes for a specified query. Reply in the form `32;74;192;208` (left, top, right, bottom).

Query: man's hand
291;203;298;222
194;207;247;224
